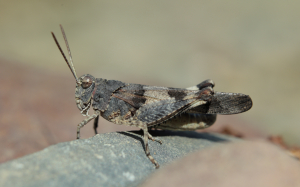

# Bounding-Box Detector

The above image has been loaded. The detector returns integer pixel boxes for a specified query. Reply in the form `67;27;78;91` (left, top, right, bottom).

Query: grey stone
0;131;237;187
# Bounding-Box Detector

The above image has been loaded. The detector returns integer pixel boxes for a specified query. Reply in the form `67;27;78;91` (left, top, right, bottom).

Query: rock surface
0;131;234;187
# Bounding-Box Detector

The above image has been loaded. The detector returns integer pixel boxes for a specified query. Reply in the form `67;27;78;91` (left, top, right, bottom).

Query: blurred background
1;0;300;163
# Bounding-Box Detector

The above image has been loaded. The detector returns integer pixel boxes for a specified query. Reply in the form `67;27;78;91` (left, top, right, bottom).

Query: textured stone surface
141;140;300;187
0;131;234;187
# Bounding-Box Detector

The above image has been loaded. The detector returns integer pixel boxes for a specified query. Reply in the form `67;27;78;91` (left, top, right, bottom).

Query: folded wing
188;92;253;115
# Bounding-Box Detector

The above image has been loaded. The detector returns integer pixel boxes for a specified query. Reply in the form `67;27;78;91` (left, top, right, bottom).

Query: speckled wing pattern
99;82;212;126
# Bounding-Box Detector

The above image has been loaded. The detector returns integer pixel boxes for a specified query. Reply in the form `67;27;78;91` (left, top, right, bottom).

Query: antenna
51;25;79;83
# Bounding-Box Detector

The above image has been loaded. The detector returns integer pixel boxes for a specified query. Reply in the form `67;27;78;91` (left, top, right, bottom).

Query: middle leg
93;115;99;135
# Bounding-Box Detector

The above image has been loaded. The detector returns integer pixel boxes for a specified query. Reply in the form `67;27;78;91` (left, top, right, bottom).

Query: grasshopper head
75;74;96;116
52;25;96;116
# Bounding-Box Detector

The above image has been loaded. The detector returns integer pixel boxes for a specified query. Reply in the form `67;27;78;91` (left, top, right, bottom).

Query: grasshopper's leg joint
148;132;163;144
77;111;100;139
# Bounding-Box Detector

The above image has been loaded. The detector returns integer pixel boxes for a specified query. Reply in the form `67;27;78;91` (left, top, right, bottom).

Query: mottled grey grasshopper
51;25;252;168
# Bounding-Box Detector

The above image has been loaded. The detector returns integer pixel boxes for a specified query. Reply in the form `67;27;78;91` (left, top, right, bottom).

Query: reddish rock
141;140;300;187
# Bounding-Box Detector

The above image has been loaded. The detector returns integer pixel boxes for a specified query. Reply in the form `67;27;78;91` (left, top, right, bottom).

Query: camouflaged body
77;76;253;130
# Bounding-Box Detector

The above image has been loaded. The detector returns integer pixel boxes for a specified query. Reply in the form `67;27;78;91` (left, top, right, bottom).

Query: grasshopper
51;25;252;168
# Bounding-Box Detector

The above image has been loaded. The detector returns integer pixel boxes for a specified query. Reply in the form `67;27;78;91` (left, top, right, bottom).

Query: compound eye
81;76;93;89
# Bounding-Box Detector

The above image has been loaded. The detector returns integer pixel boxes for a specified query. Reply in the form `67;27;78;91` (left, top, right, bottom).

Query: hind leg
148;132;162;144
142;125;160;169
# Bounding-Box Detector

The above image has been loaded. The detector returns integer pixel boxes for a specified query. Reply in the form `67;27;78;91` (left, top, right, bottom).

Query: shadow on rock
118;130;228;143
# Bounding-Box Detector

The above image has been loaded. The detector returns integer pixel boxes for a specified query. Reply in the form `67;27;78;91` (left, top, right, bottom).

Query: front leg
77;110;100;139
